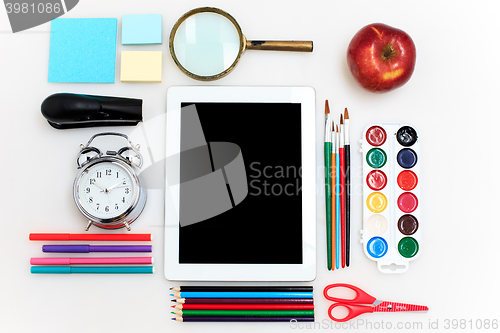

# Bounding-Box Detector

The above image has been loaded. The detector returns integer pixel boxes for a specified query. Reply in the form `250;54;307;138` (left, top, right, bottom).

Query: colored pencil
335;125;341;269
173;316;315;322
170;286;313;292
173;304;314;310
173;298;314;304
344;108;351;267
171;292;313;299
339;114;346;268
29;233;152;241
330;119;336;271
41;244;152;253
324;101;332;271
30;257;153;265
30;266;154;274
172;310;314;317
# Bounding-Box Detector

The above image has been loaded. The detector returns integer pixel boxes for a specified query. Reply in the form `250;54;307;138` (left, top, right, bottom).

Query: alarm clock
73;132;147;231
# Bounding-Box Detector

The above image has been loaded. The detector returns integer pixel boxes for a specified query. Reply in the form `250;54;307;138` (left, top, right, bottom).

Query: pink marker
30;257;153;265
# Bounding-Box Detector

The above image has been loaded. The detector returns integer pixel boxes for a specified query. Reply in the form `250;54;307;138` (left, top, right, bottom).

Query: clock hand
92;181;106;192
106;178;127;192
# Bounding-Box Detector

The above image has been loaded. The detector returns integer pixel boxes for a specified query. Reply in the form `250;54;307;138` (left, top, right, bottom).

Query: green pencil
324;101;333;270
172;310;314;317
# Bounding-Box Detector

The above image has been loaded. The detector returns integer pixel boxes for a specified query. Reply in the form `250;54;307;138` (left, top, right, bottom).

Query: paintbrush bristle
336;124;339;132
344;108;349;120
325;100;330;114
340;114;344;124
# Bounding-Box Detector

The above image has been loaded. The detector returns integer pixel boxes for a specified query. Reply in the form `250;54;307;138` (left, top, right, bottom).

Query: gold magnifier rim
169;7;246;81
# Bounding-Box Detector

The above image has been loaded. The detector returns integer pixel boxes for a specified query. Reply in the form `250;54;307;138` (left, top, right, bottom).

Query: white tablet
164;86;316;281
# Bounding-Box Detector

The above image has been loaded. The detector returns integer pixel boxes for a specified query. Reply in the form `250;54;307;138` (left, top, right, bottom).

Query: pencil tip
171;299;176;302
171;305;175;308
325;100;330;114
171;318;176;321
344;108;349;119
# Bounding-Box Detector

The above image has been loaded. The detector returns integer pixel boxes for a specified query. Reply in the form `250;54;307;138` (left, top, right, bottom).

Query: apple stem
384;46;394;58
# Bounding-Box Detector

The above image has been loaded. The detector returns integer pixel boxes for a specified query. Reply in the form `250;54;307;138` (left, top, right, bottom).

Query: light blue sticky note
48;18;117;83
122;14;162;45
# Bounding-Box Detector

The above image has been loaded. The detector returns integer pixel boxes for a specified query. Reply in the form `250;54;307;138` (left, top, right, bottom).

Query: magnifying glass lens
173;12;241;77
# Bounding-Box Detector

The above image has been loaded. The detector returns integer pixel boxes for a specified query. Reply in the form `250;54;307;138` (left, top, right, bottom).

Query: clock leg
85;221;93;231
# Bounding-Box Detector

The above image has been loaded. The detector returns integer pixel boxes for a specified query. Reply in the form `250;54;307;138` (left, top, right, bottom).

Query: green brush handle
324;143;332;270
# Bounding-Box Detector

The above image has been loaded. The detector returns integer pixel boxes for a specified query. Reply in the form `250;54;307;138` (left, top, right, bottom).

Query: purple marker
42;245;152;253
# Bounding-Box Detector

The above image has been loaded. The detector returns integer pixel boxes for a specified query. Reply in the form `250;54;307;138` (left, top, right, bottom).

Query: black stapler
41;93;143;129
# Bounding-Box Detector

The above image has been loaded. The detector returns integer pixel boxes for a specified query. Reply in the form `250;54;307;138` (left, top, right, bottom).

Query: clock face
77;161;136;220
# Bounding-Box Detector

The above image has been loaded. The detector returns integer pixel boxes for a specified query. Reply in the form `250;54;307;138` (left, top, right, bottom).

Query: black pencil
344;108;351;267
170;286;313;292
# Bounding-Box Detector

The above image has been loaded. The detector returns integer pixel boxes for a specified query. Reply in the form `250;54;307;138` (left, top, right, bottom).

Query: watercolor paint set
360;123;421;273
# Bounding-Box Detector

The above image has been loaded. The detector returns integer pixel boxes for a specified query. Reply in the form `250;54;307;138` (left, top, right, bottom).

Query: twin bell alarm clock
73;132;147;231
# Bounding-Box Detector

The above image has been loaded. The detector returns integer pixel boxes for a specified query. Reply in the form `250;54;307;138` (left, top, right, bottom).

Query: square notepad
48;18;117;83
122;14;162;45
120;51;163;83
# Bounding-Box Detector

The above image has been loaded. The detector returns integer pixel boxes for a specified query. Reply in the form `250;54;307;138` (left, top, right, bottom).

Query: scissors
323;283;429;322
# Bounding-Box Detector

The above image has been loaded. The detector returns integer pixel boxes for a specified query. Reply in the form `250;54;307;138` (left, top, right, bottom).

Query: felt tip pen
30;257;153;265
29;233;152;242
30;266;154;274
41;244;152;253
171;292;313;299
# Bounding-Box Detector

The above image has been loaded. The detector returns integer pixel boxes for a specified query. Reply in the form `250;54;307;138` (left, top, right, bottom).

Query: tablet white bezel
164;86;316;281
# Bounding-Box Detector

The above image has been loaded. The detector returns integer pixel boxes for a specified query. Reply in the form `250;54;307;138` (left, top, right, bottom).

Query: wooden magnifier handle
246;40;313;52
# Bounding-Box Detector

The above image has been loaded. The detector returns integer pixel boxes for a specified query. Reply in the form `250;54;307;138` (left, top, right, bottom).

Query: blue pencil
171;292;313;299
31;266;154;274
335;125;341;269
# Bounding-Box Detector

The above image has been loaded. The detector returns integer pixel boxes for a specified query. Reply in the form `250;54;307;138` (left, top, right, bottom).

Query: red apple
347;23;416;93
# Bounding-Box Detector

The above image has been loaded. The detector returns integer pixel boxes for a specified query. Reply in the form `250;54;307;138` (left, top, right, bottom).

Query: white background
1;1;500;332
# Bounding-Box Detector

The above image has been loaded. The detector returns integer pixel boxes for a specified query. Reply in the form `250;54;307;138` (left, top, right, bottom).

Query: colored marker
42;244;152;253
31;266;154;274
171;292;313;299
30;257;153;265
29;233;152;241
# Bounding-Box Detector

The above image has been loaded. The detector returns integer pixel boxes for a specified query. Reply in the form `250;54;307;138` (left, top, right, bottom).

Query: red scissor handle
328;303;375;322
323;283;377;304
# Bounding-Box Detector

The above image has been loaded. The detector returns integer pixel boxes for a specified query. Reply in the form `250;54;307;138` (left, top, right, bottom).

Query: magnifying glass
169;7;313;81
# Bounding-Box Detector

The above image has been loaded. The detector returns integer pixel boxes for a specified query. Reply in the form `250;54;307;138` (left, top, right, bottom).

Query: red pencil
173;304;314;310
339;115;346;268
29;233;152;242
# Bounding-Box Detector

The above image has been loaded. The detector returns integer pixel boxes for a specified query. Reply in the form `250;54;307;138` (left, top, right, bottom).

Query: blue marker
31;266;154;274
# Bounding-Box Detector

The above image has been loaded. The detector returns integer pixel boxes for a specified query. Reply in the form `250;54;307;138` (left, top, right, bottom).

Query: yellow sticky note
120;51;162;83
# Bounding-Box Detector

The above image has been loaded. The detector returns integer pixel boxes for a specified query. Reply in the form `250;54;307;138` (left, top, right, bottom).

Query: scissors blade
373;301;429;313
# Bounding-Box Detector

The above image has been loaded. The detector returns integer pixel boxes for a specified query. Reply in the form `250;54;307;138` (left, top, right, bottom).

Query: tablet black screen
178;102;303;264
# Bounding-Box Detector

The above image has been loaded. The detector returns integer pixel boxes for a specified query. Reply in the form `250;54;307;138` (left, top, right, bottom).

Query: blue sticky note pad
48;18;117;83
122;14;162;45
